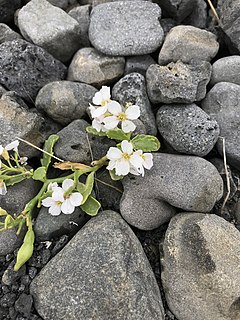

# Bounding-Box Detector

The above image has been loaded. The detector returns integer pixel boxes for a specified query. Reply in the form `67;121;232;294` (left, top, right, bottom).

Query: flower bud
1;149;9;161
14;229;35;271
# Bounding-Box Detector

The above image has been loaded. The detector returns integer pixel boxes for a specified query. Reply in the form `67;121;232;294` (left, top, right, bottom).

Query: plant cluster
0;86;160;271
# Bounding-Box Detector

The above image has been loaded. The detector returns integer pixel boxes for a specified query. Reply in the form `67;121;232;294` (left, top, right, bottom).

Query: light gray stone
120;153;223;230
210;56;240;86
67;47;125;87
0;23;22;44
161;213;240;320
54;119;114;164
18;0;82;62
112;73;157;136
89;1;164;56
68;5;91;47
156;104;220;156
30;210;165;320
201;82;240;169
158;26;219;65
35;81;97;125
34;207;90;241
146;60;212;104
0;95;61;158
0;0;21;23
124;55;156;76
0;39;66;102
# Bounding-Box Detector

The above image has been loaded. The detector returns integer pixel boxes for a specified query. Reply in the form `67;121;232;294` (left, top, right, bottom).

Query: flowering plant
0;86;160;271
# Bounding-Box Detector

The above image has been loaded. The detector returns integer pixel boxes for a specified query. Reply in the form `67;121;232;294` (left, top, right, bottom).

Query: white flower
106;140;143;176
89;104;107;132
103;102;140;133
42;179;83;216
47;182;59;191
92;86;111;106
19;157;28;166
0;140;20;160
0;180;7;195
132;150;153;177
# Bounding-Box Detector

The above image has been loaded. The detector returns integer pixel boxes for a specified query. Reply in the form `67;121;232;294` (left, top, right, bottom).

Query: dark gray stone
0;95;61;158
160;18;176;40
0;23;22;44
67;47;125;87
158;26;219;65
146;60;212;104
0;39;66;102
210;56;240;86
183;0;207;29
34;206;90;241
68;5;91;47
30;210;165;320
0;228;24;256
54;119;114;164
0;0;21;23
154;0;197;22
15;293;33;318
124;55;156;76
156;104;220;156
201;82;240;169
161;213;240;320
18;0;82;62
35;81;97;125
89;1;164;56
112;73;157;136
218;0;240;54
0;84;7;97
120;153;223;230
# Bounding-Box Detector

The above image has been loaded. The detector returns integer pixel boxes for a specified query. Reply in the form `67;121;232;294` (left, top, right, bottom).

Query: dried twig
207;0;220;23
220;137;231;212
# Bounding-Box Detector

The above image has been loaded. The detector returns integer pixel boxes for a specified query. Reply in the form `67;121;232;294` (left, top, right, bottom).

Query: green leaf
131;135;160;152
32;167;46;182
81;172;94;204
86;126;107;137
5;175;27;186
106;128;131;141
80;195;100;216
76;182;85;194
41;134;59;169
109;169;124;181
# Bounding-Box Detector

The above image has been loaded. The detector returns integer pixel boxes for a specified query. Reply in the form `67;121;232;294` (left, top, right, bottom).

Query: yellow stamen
117;112;127;121
123;153;130;160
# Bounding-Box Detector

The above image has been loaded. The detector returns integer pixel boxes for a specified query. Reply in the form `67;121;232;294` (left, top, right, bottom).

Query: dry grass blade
207;0;220;23
220;137;231;213
53;161;91;170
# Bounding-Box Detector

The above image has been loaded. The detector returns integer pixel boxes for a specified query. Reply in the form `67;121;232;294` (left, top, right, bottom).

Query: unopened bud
14;229;35;271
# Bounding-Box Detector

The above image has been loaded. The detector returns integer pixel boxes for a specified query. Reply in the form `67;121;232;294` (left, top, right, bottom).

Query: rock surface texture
30;211;165;320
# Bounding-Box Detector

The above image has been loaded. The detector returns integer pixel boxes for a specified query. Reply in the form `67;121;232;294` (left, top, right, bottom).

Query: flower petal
52;188;64;202
92;106;107;118
62;179;74;191
106;159;116;171
125;105;140;120
0;182;7;195
129;165;142;176
143;153;153;169
5;140;19;151
121;140;133;154
100;86;111;101
42;197;56;207
130;151;143;169
115;158;130;176
107;101;122;115
92;91;103;105
49;204;62;216
121;120;136;133
103;116;119;130
47;182;59;191
0;145;4;155
106;147;122;160
69;192;83;206
61;199;75;214
92;118;104;132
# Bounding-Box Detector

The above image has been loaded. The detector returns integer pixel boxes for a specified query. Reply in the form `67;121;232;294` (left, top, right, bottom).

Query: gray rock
0;23;22;44
0;84;7;97
218;0;240;54
155;0;197;22
0;228;24;256
92;0;151;6
67;47;125;87
146;60;212;104
210;56;240;86
48;0;79;9
158;26;219;65
0;0;21;23
68;5;91;47
112;73;157;136
160;18;176;40
15;293;33;318
183;0;207;29
0;39;66;102
120;153;223;230
30;210;165;320
0;95;61;158
35;81;97;125
1;261;26;286
18;0;82;62
201;82;240;169
34;207;90;241
156;104;220;156
124;55;156;76
54;119;114;164
161;213;240;320
89;1;164;56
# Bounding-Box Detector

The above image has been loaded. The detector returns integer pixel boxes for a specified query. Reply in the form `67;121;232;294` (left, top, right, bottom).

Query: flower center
56;201;62;206
117;112;127;121
122;153;131;160
101;99;110;107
